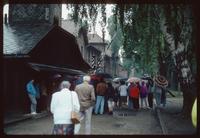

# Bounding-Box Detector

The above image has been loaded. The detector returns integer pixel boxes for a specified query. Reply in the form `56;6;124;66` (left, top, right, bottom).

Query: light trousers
140;97;148;108
28;94;37;113
154;92;162;106
81;106;93;134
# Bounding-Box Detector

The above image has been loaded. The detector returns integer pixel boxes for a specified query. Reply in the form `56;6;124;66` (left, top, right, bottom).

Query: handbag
71;111;80;124
70;92;80;124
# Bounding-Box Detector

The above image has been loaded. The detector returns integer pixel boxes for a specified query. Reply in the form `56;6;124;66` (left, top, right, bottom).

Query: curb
4;116;32;126
4;112;49;126
155;107;168;135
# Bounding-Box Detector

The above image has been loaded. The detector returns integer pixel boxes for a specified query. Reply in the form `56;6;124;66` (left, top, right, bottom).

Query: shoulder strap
70;91;74;111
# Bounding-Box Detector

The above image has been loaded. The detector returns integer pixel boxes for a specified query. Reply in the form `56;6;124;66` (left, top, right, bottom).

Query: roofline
28;62;86;75
3;54;30;58
88;42;108;45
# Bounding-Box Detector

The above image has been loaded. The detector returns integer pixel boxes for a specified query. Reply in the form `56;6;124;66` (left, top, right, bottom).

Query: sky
3;4;8;16
62;4;114;41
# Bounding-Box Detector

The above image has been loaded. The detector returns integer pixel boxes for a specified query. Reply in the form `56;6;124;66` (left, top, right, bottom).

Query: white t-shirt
118;85;128;96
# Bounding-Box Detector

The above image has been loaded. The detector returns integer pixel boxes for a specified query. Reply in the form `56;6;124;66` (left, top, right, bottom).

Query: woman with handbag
50;80;80;135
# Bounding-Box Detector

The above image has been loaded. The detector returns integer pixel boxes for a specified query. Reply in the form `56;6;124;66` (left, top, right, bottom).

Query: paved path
4;97;196;135
4;109;162;135
158;97;196;134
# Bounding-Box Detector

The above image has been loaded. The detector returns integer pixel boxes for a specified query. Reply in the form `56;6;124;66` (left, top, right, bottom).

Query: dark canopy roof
28;25;91;72
3;23;52;55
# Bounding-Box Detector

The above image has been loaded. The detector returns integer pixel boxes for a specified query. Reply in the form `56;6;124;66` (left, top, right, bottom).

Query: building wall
61;20;88;62
4;4;62;114
3;58;33;113
77;34;86;59
117;64;128;78
104;56;112;75
87;47;101;68
61;20;79;37
9;4;61;25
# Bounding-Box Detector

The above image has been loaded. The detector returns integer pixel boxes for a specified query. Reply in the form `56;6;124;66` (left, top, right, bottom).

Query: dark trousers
148;93;153;108
119;96;127;107
104;96;109;113
131;97;139;109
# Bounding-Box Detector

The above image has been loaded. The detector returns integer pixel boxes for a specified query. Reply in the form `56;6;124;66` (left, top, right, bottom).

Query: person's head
99;77;104;82
142;81;145;85
120;80;125;85
59;80;71;90
83;75;91;83
107;82;112;87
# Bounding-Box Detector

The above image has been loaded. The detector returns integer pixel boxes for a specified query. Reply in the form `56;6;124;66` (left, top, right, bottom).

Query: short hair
59;80;71;89
83;75;91;82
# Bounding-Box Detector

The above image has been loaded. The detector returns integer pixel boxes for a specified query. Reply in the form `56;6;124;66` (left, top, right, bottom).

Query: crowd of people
25;74;169;135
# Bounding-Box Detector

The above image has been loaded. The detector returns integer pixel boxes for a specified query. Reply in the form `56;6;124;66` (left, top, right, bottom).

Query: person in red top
129;82;140;110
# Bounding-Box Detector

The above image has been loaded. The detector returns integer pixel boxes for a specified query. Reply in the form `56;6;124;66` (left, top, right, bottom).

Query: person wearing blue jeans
94;78;107;115
26;79;40;114
153;75;168;108
154;89;162;107
95;95;105;114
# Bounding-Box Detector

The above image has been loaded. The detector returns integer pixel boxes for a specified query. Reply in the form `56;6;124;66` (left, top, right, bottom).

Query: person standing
26;79;40;115
94;78;108;115
161;87;167;107
129;82;140;110
147;79;154;108
118;81;128;108
153;75;168;107
127;82;133;109
51;81;80;135
140;81;148;109
106;82;115;115
74;75;95;135
113;82;120;108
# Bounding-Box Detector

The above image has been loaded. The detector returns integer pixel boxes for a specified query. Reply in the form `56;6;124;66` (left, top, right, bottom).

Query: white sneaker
31;112;37;115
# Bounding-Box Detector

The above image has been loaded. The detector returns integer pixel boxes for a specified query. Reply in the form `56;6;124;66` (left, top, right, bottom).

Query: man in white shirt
50;80;80;135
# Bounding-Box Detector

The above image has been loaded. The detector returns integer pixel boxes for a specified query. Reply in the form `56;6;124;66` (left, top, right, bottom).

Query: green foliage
107;15;123;54
66;4;195;79
66;4;106;39
111;4;163;76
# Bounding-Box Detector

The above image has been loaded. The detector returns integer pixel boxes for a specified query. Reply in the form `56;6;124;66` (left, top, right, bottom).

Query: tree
65;4;107;42
66;4;197;117
154;4;196;117
108;4;196;117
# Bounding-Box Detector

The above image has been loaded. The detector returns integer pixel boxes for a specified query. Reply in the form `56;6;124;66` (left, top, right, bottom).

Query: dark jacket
106;84;115;99
96;82;107;96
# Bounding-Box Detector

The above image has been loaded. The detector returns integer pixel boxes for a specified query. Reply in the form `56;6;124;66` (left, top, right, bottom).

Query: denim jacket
26;80;40;98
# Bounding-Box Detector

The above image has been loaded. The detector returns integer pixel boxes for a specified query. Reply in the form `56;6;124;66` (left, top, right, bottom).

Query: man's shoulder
77;83;93;87
71;91;77;95
98;82;106;86
76;83;83;88
52;90;62;96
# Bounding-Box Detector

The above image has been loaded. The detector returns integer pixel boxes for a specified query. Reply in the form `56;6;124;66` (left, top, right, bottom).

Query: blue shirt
26;80;40;97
